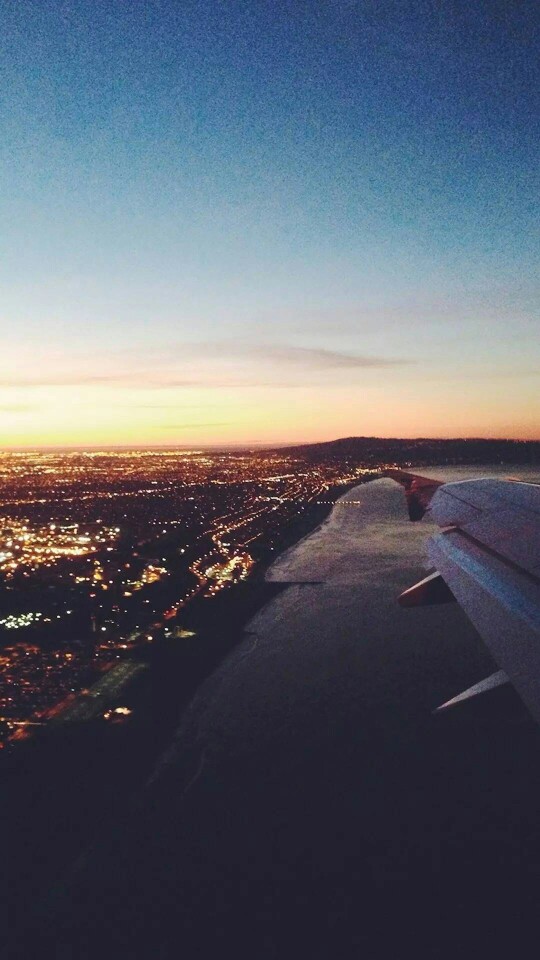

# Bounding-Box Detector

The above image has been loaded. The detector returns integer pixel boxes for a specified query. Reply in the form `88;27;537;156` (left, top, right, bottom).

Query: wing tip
384;469;444;521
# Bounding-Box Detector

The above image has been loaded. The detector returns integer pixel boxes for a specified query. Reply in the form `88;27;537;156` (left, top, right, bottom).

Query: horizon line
1;434;540;453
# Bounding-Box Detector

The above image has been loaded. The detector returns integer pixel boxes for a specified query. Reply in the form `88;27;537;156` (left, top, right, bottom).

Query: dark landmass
2;448;540;958
0;447;368;741
273;435;540;465
15;474;540;960
1;479;365;953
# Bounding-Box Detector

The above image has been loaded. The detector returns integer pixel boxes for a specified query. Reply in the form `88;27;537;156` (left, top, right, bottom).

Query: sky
1;0;539;446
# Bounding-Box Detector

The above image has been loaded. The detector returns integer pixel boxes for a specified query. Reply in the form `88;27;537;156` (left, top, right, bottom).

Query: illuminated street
0;448;374;745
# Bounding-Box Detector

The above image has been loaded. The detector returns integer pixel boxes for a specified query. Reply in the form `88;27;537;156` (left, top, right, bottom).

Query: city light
0;448;378;746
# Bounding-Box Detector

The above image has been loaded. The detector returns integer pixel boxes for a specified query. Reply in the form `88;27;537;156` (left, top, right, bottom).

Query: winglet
384;470;444;521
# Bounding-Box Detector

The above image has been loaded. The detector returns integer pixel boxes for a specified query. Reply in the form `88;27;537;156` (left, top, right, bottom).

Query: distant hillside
270;436;540;466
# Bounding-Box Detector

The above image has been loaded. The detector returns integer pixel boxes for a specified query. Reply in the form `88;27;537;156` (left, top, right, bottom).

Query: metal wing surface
390;473;540;723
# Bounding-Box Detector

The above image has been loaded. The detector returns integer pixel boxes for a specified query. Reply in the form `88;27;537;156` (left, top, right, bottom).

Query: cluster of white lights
0;612;43;630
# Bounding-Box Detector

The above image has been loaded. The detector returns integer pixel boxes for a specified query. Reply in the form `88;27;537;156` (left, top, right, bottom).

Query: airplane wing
384;468;444;521
388;471;540;723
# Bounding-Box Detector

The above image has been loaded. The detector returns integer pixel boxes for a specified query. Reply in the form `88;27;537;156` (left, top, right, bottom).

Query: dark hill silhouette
270;435;540;465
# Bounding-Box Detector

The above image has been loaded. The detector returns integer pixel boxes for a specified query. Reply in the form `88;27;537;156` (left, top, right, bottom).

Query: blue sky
1;0;539;444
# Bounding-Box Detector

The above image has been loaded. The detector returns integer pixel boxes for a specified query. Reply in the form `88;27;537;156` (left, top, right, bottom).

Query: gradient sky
1;0;539;446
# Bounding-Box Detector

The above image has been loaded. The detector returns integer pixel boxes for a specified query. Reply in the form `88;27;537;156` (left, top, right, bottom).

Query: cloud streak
0;375;134;388
0;342;412;390
160;422;233;430
236;345;409;368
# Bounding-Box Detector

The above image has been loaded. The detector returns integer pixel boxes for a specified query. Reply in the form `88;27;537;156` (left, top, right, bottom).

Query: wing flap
435;670;509;713
429;528;540;724
430;480;540;579
389;472;540;725
398;571;455;607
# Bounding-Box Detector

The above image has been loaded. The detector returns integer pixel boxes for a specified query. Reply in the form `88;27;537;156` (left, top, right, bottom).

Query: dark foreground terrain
8;472;540;958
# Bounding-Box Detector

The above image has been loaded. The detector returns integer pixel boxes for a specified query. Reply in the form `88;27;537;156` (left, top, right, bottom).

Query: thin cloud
0;374;198;389
0;374;127;387
241;345;409;368
149;344;412;386
153;378;304;388
171;341;411;369
160;422;233;429
133;403;208;409
0;343;411;391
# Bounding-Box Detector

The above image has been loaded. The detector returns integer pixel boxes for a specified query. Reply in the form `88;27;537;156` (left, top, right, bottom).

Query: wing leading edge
388;471;540;723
